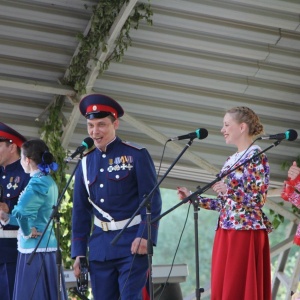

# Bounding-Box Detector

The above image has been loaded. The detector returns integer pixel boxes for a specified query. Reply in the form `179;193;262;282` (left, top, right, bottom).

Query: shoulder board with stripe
122;141;144;150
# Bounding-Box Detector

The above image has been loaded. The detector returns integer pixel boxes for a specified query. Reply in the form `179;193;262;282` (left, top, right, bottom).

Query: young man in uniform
0;122;30;300
71;94;162;300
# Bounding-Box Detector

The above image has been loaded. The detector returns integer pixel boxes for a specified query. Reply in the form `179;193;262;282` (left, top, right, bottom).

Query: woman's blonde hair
226;106;264;136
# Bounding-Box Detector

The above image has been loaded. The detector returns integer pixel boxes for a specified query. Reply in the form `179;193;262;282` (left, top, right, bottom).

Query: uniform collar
0;159;21;173
30;169;43;177
98;136;121;154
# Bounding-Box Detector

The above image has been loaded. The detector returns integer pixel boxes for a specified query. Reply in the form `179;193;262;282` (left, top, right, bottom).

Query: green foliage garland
65;0;153;95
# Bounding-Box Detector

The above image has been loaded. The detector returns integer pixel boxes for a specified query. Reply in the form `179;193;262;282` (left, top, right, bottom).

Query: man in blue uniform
71;94;162;300
0;122;30;300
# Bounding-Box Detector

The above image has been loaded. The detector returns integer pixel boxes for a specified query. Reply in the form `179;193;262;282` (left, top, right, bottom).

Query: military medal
7;177;13;189
127;156;133;170
13;176;20;190
107;159;114;172
120;156;127;170
114;157;121;171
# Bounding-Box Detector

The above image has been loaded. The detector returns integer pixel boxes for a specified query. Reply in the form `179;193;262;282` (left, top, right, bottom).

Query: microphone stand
192;195;205;299
151;139;283;300
27;154;84;300
69;287;89;300
111;138;196;300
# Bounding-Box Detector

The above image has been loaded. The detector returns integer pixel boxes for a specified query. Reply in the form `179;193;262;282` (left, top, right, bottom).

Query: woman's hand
177;187;190;200
30;227;42;238
212;181;227;195
288;161;300;181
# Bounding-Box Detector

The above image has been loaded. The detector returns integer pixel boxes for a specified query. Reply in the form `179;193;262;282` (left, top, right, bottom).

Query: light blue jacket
9;171;58;252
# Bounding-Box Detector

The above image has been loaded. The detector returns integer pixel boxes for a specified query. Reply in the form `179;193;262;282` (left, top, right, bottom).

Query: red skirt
211;228;271;300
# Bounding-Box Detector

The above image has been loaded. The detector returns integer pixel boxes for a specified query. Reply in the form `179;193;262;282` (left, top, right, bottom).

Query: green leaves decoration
65;0;153;95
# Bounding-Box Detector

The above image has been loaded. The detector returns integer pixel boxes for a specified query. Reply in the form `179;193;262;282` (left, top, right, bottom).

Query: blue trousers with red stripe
90;254;148;300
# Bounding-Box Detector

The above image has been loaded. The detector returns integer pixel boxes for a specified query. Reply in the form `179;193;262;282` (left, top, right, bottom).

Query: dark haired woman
0;139;67;299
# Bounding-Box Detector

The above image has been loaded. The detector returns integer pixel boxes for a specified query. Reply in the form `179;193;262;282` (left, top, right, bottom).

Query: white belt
94;215;141;231
0;229;18;238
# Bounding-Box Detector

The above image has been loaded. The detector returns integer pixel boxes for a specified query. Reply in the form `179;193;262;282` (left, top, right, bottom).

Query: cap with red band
0;122;27;148
79;94;124;119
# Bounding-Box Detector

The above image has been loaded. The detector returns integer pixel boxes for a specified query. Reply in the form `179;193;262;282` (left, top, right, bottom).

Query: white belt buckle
110;220;118;231
101;221;109;232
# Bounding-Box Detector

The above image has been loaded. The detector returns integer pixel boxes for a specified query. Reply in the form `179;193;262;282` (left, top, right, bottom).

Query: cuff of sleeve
0;217;10;226
23;233;32;240
220;189;228;197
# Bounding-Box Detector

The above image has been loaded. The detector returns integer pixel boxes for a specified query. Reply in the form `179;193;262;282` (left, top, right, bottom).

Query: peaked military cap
0;122;27;148
79;94;124;120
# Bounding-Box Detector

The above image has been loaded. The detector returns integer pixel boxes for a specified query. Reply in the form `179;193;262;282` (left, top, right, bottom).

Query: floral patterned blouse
198;145;272;232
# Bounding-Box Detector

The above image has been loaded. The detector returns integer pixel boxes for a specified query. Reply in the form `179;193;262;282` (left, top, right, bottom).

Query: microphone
258;129;298;141
168;128;208;141
65;137;94;162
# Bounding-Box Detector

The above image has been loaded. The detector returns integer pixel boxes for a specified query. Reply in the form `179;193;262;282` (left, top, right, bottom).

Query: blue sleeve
71;161;93;258
135;149;162;245
7;215;18;226
11;179;46;236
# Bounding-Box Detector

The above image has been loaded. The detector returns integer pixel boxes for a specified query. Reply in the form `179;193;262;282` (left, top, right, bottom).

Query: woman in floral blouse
178;107;272;300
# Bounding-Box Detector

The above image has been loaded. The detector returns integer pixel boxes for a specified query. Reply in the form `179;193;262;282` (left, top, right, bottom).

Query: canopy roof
0;0;299;195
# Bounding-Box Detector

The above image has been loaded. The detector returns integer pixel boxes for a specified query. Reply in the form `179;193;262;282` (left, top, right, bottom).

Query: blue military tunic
0;159;30;300
0;159;30;261
71;136;162;261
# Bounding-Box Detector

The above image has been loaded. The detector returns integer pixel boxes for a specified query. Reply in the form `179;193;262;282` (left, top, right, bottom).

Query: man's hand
0;203;9;213
73;256;85;278
0;210;9;222
131;237;147;255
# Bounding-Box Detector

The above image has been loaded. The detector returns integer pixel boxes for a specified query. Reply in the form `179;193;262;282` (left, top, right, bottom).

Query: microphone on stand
65;137;94;162
168;128;208;141
258;129;298;141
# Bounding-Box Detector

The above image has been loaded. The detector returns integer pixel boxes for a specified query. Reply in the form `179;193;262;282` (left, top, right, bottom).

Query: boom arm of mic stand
26;155;84;300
